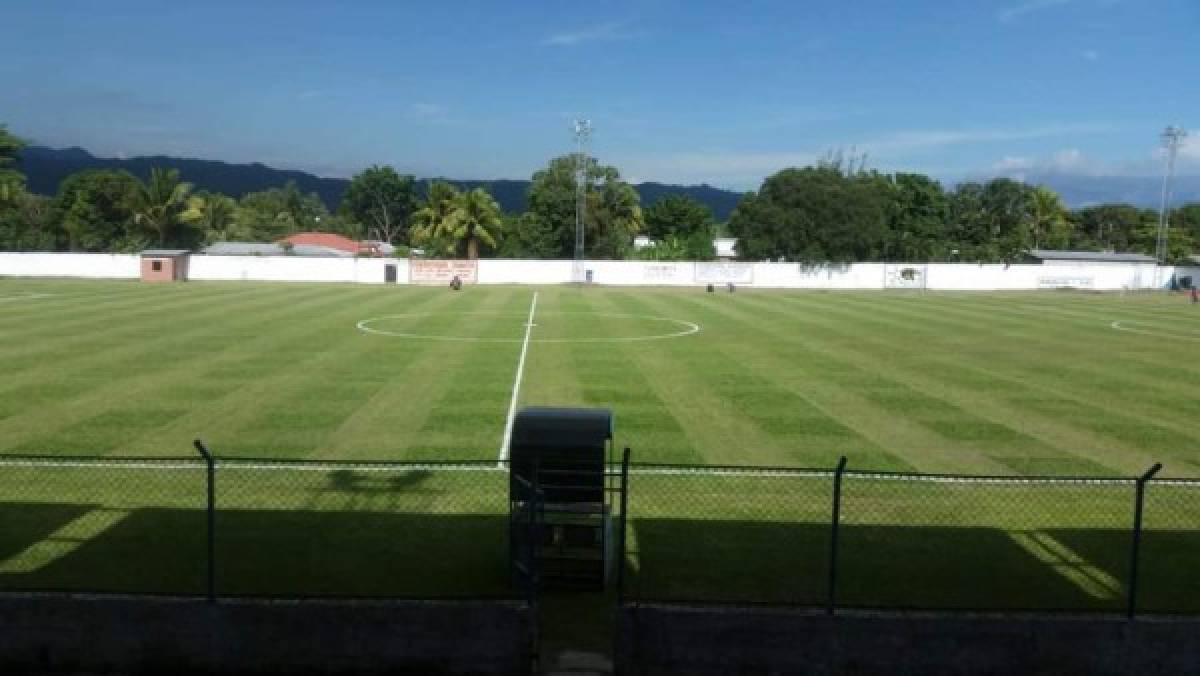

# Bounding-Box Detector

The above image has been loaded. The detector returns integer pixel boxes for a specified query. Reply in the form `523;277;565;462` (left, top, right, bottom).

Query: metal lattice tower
1155;126;1187;268
573;119;592;278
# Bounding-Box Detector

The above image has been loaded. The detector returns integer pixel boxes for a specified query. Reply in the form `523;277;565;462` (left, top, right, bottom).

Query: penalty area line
497;291;538;467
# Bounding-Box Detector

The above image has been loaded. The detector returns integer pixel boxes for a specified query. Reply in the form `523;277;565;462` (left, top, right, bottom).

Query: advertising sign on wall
695;262;754;284
410;259;478;284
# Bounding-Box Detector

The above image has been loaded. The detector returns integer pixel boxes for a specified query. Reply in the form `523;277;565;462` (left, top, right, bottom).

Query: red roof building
279;233;381;256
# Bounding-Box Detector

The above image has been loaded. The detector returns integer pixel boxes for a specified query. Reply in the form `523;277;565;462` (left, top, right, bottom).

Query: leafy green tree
54;169;141;251
643;195;714;240
885;173;950;261
523;155;644;259
1072;204;1147;252
130;167;198;246
414;187;504;259
233;182;330;241
631;235;689;261
728;167;891;262
1170;204;1200;247
498;212;559;258
946;179;1036;262
0;124;24;204
340;166;418;244
641;195;717;260
0;189;57;251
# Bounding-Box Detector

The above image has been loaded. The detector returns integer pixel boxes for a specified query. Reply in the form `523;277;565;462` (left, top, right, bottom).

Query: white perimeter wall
2;252;1196;291
0;253;140;278
187;255;401;284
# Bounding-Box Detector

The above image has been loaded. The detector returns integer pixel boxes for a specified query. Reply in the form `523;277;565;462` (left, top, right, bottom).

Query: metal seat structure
508;407;628;590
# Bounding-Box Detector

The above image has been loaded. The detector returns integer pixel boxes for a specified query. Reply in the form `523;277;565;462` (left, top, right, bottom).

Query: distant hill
17;146;747;220
996;171;1200;210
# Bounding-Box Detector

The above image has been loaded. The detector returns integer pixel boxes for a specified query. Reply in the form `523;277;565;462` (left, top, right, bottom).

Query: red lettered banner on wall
409;259;479;284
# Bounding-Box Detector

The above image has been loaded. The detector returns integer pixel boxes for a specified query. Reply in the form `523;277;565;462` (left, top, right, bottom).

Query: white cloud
543;22;639;47
997;0;1071;23
861;122;1113;154
1179;134;1200;161
619;151;818;189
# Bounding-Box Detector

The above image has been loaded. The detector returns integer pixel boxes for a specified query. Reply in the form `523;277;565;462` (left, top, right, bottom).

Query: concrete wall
188;255;399;284
0;252;139;278
618;604;1200;676
0;593;532;675
1;252;1193;291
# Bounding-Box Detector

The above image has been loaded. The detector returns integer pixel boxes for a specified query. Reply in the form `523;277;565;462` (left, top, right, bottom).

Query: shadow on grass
0;502;93;561
626;519;1200;613
0;502;513;598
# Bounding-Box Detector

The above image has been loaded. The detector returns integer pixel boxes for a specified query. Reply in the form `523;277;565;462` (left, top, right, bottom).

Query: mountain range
16;146;1200;217
16;146;745;220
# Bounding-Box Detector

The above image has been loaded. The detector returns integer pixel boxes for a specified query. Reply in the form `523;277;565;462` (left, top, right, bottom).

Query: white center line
497;291;538;466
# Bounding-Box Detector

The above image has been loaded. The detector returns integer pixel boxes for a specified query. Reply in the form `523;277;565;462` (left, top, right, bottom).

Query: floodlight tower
573;118;592;281
1155;126;1187;279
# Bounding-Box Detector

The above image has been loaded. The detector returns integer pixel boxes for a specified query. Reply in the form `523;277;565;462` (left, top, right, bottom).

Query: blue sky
3;0;1198;189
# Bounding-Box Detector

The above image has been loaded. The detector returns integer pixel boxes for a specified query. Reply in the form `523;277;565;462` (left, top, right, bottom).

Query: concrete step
541;649;613;675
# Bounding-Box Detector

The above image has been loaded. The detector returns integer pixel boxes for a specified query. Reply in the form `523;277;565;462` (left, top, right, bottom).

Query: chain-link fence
0;454;515;599
3;453;1196;614
620;463;1200;616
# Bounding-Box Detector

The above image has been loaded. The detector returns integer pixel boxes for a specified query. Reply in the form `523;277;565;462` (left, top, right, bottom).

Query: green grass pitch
0;278;1197;609
1;278;1198;475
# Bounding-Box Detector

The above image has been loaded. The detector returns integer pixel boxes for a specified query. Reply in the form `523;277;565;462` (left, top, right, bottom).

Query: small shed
139;250;190;282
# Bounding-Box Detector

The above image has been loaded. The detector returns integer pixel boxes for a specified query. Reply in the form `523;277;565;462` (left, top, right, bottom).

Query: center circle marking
356;311;701;343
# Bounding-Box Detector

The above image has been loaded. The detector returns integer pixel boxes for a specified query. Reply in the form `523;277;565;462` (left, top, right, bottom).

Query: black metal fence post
1127;462;1162;620
193;439;216;603
827;456;848;615
616;446;631;604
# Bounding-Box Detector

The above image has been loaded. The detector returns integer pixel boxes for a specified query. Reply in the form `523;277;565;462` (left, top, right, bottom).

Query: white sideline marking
497;291;538;467
1;456;1198;486
0;292;53;303
1111;320;1200;342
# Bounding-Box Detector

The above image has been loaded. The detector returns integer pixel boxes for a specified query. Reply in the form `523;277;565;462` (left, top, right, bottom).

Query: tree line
1;124;1196;263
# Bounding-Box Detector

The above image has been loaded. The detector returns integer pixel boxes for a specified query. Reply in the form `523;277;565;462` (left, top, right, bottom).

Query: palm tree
1029;186;1070;250
410;181;460;251
443;188;503;259
131;168;194;246
181;193;241;244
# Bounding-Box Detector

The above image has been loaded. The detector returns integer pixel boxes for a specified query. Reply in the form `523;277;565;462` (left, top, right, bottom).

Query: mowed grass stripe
554;290;705;465
0;283;342;441
733;292;1082;471
564;289;776;466
677;292;1016;473
836;293;1200;417
625;290;910;469
515;287;591;411
759;293;1157;475
314;290;521;461
825;294;1200;468
382;288;532;461
180;286;485;459
926;293;1200;384
2;285;423;456
0;282;281;367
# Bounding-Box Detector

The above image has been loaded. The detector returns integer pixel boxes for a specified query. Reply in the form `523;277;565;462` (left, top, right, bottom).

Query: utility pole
1155;126;1187;286
573;118;592;283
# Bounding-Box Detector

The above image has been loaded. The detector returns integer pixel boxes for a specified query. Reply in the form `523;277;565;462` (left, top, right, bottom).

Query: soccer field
1;278;1198;476
1;278;1198;610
